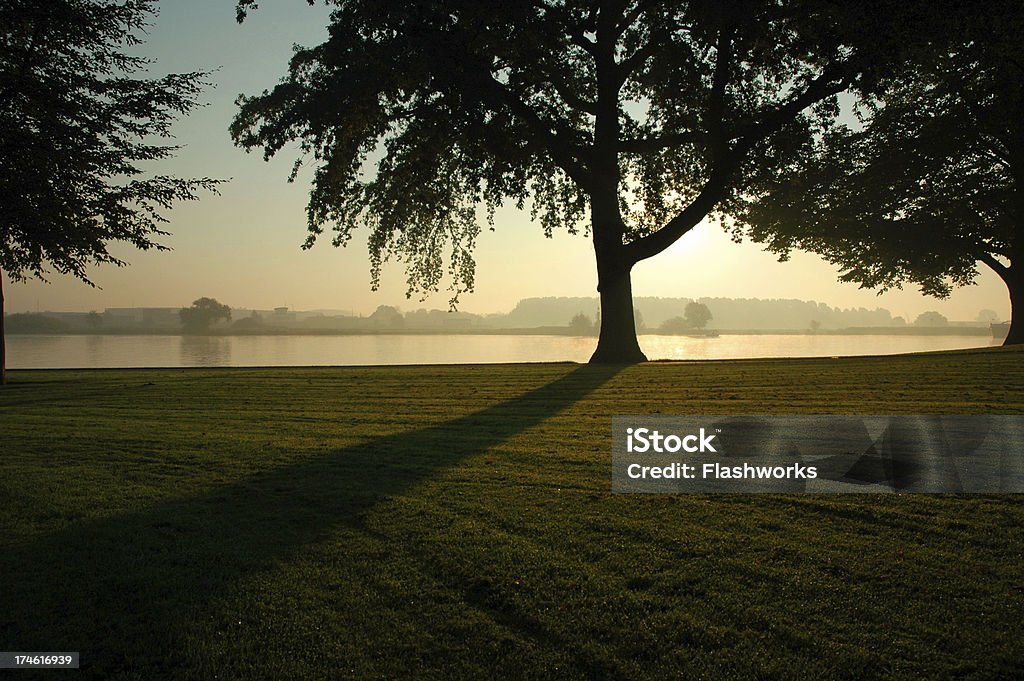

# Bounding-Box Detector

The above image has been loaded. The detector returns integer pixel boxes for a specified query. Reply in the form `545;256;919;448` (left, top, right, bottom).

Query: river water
4;333;1000;369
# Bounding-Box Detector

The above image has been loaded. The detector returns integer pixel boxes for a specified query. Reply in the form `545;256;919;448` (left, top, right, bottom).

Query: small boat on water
991;322;1011;338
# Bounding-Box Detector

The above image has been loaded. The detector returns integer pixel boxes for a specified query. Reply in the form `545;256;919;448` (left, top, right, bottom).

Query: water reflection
85;334;105;366
179;336;232;367
640;333;1001;361
4;333;1000;369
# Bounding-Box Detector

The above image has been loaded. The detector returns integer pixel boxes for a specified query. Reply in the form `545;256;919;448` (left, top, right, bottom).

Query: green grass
1;347;1023;680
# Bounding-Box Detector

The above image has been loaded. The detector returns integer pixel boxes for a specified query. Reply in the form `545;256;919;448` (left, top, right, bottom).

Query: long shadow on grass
0;364;620;679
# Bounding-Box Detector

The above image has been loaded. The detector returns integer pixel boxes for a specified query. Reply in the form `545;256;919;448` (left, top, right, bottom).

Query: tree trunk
1004;266;1024;346
1;269;6;385
587;21;646;365
587;174;647;363
590;263;647;364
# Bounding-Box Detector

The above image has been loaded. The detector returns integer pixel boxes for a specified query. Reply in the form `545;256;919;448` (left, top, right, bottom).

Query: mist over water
6;334;1000;369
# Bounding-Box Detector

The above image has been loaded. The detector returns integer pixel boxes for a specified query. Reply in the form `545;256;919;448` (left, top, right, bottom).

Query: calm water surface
5;333;1000;369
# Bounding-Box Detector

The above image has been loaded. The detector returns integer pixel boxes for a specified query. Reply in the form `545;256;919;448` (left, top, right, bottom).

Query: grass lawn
1;347;1023;679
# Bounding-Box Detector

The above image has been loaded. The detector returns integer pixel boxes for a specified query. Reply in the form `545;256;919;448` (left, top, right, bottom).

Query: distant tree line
510;296;907;330
4;297;992;336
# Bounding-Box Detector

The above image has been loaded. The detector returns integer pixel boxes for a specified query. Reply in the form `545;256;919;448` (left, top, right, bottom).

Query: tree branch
978;250;1009;276
571;32;599;57
619;24;741;263
979;142;1013;171
707;26;735;146
618;131;710;153
949;80;1013;166
624;166;734;264
616;27;669;84
527;0;598;61
549;72;597;114
734;64;849;153
482;74;594;190
615;0;660;38
235;0;314;23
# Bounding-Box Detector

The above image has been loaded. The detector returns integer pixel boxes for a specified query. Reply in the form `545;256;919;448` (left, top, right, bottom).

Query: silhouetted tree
976;309;1000;324
0;0;221;383
735;2;1024;344
180;298;232;334
568;313;594;335
85;311;103;329
231;312;265;333
233;0;925;362
914;311;949;328
369;305;405;329
684;302;713;329
658;316;689;334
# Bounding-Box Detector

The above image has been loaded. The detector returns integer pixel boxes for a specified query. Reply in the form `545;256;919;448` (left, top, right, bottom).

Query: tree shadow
0;364;621;679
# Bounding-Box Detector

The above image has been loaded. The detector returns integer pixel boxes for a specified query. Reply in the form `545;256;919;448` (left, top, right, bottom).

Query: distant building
41;311;91;327
272;306;296;322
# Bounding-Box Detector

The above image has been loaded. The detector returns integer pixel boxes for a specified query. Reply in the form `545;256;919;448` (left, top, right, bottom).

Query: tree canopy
569;312;595;334
914;311;949;328
0;0;222;382
734;2;1024;343
233;0;936;362
180;297;232;334
684;301;713;329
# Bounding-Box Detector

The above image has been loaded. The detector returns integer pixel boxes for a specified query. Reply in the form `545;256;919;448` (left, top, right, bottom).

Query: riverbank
2;347;1022;679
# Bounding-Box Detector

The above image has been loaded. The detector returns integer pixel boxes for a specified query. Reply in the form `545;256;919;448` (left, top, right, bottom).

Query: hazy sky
4;1;1011;321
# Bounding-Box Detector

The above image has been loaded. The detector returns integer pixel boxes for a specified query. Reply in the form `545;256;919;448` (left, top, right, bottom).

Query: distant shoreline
4;326;997;337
